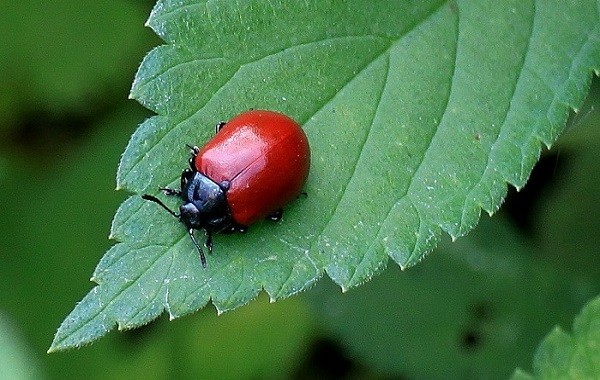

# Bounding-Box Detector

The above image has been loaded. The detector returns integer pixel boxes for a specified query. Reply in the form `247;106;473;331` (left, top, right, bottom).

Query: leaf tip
47;334;69;354
46;340;69;354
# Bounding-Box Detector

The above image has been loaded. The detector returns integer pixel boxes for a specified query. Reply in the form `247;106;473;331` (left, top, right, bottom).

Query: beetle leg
187;158;197;171
159;187;181;197
188;228;207;268
220;223;247;234
185;144;200;155
215;121;226;133
204;230;213;253
234;224;248;233
185;145;200;170
180;168;194;189
267;209;283;222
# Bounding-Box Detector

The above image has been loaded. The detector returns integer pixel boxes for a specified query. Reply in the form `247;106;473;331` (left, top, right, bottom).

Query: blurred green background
1;1;599;379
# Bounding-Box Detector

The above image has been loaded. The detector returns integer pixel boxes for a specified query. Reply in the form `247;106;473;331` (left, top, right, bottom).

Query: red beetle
143;110;310;267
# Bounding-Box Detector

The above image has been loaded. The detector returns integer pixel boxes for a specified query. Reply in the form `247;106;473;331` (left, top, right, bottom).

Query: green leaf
50;0;600;351
511;296;600;379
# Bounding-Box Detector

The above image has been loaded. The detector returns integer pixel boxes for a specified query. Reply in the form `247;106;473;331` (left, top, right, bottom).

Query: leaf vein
339;56;391;283
369;4;460;263
135;56;227;95
124;250;175;326
57;245;171;346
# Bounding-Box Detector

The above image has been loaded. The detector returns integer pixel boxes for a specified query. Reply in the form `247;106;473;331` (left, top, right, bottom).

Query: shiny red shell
194;110;310;226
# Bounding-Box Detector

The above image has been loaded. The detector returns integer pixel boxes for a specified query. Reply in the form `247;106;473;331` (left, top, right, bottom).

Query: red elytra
195;110;310;226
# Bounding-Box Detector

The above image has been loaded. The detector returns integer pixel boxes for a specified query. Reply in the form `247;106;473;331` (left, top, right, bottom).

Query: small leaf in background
0;313;44;380
50;0;600;351
511;296;600;379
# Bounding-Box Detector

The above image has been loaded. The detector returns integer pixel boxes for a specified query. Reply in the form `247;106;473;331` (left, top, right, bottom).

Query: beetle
142;110;310;267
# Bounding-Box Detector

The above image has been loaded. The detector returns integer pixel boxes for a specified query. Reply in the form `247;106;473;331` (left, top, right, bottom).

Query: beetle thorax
180;171;231;231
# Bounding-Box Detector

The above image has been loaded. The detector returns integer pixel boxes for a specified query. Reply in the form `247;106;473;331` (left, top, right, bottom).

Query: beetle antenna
142;194;180;218
188;228;207;267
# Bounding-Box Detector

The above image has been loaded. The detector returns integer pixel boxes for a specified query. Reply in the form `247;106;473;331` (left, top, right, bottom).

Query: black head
142;170;232;268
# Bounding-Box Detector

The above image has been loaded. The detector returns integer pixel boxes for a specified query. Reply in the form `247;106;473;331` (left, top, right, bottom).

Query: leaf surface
50;0;600;351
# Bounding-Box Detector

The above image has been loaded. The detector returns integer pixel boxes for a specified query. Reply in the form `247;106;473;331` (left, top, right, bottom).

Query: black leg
188;228;207;268
204;230;213;253
160;187;181;197
185;144;199;155
215;121;226;133
186;145;199;171
267;209;283;222
180;168;194;190
221;223;247;234
234;224;247;233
